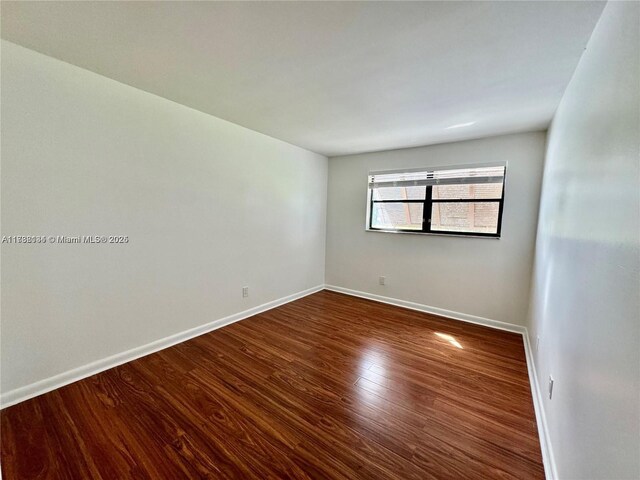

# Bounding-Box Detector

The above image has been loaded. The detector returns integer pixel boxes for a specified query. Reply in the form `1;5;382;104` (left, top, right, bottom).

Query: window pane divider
372;199;502;203
430;198;502;203
371;199;426;203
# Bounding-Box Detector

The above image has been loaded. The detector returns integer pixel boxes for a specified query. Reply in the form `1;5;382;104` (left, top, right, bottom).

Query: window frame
366;163;507;239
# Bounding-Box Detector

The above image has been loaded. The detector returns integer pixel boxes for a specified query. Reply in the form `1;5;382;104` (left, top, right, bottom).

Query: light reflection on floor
435;332;463;349
355;347;387;408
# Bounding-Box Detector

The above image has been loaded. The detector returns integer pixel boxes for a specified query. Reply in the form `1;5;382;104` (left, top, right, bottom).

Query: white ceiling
1;1;605;157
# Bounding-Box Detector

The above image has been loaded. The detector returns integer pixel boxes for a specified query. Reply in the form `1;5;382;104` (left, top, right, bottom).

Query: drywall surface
527;2;640;478
325;131;546;326
0;1;606;156
0;41;327;394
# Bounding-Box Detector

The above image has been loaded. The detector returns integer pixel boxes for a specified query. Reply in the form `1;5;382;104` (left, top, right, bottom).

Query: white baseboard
324;284;557;480
0;285;324;409
324;284;527;334
522;330;558;480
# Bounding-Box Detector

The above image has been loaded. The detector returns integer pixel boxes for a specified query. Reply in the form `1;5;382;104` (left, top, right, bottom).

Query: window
366;163;506;238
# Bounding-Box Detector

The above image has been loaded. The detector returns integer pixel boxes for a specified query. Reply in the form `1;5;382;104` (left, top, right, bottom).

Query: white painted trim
324;284;527;334
0;285;324;409
324;284;556;479
522;330;558;480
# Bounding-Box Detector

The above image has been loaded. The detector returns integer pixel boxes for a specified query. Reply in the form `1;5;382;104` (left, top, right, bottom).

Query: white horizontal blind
368;164;506;188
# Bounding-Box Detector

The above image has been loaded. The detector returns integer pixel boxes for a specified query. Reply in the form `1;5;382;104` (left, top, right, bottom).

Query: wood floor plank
1;290;544;479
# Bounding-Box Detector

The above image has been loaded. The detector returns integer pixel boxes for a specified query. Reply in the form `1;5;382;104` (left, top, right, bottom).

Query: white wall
528;2;640;479
0;41;327;396
325;131;545;326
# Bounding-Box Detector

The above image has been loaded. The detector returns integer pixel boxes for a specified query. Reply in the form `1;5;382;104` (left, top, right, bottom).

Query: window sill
365;228;501;239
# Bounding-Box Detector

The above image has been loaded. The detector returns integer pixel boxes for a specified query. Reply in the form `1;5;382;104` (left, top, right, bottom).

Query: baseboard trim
522;331;558;480
323;284;556;479
0;285;324;409
324;284;527;334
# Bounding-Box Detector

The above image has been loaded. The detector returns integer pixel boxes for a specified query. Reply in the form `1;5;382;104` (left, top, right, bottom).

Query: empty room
1;1;638;479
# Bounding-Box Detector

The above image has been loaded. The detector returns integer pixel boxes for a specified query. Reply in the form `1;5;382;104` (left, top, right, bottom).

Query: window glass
371;203;423;230
432;183;502;200
430;202;499;234
372;185;426;201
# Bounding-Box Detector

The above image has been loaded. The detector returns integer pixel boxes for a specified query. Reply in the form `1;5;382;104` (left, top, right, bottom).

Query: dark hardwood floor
1;290;544;479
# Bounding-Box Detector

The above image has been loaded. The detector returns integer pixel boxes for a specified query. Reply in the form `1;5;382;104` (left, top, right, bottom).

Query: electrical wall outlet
242;286;249;298
379;276;386;286
548;375;554;399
